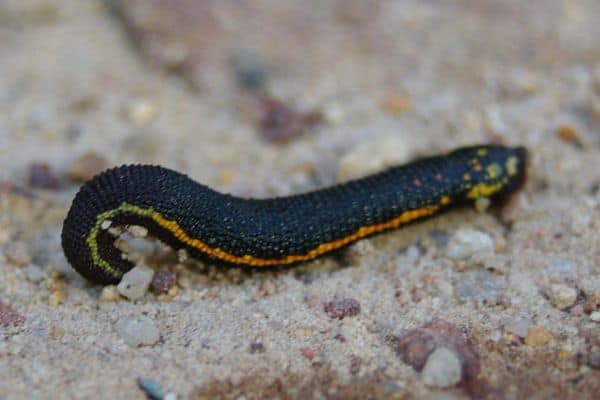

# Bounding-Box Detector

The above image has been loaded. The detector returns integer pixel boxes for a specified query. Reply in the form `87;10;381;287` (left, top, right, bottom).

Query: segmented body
61;145;527;284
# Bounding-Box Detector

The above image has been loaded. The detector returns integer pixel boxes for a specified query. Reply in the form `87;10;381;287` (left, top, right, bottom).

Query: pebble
128;225;148;238
67;152;109;182
455;270;504;301
524;327;553;347
49;290;65;306
137;377;165;400
151;269;177;295
323;298;361;319
259;279;277;297
25;264;44;282
115;316;159;347
344;239;376;264
588;352;600;369
421;347;462;388
28;163;61;189
381;95;412;116
100;285;121;302
232;49;267;89
547;283;578;310
504;318;532;338
337;136;411;181
447;229;493;259
4;241;32;266
249;342;266;354
590;311;600;322
125;98;160;125
117;265;154;300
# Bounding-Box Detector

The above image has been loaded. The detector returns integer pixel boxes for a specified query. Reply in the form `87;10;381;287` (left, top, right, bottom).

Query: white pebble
128;225;148;238
117;265;154;300
126;98;159;125
548;284;578;310
25;264;44;283
447;229;493;259
101;220;112;230
115;316;159;346
421;347;462;388
590;311;600;322
504;317;532;338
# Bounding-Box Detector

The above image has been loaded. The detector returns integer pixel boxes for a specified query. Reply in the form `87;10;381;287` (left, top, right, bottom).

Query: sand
1;1;599;399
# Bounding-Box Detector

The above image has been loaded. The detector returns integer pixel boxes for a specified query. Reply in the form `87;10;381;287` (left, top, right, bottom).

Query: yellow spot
506;156;519;177
477;148;488;156
463;173;471;181
486;163;502;180
440;196;451;206
466;182;506;199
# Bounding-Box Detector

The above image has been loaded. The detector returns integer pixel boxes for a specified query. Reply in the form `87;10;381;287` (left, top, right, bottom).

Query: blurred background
1;0;599;197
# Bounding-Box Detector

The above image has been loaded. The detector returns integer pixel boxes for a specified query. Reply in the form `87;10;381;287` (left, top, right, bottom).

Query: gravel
421;347;462;388
117;265;154;300
115;316;160;347
447;229;494;260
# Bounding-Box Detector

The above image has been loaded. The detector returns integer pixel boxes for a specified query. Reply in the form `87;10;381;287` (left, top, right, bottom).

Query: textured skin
61;145;527;284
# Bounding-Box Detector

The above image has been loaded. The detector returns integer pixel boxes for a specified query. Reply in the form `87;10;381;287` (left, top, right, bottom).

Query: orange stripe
150;203;442;266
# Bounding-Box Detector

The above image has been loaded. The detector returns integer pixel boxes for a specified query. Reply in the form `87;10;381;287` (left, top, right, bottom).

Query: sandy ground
1;0;599;399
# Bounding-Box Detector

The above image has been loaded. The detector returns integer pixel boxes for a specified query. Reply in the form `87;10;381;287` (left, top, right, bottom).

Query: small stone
67;152;109;182
323;102;345;124
25;264;44;282
49;290;65;306
504;318;531;338
337;136;411;181
556;124;583;148
474;197;491;213
302;347;315;360
548;284;578;310
151;269;177;295
125;98;160;125
115;316;159;347
137;377;164;400
570;304;584;316
421;347;462;388
232;49;267;89
490;330;502;342
396;320;489;396
100;285;121;302
28;163;61;189
344;239;376;264
249;342;266;354
258;96;322;143
455;270;504;301
117;265;154;300
259;279;277;297
4;241;32;266
381;95;412;116
524;327;553;347
447;229;493;259
590;311;600;322
588;352;600;369
128;225;148;238
323;298;361;319
50;325;65;340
